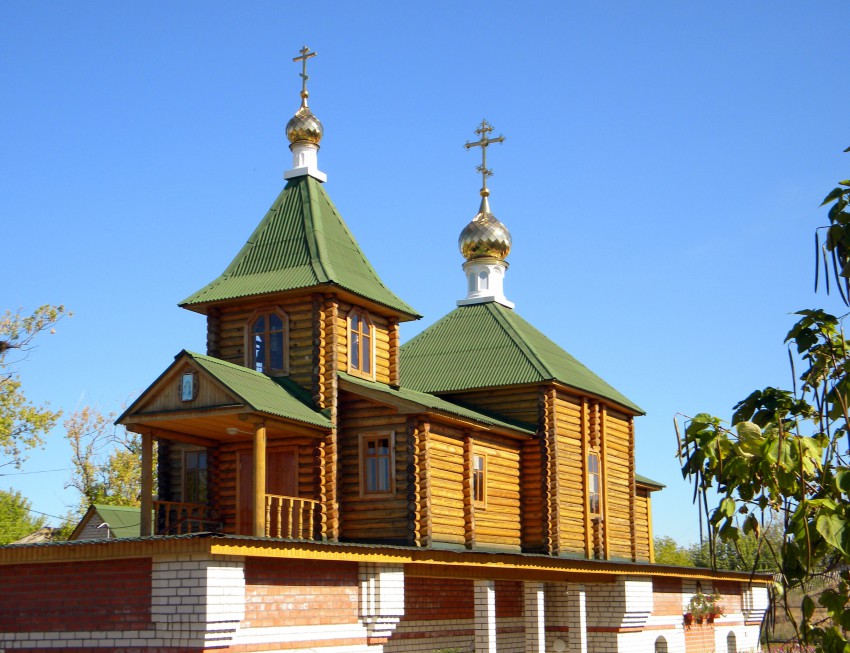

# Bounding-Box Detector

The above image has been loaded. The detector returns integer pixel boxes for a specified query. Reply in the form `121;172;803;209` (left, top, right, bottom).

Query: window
588;451;601;515
360;433;393;495
246;309;288;374
184;450;208;503
472;453;487;507
348;309;373;377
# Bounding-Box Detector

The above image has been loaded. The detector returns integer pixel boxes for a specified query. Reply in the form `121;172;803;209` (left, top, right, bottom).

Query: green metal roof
399;302;643;414
635;473;665;490
90;505;143;538
185;351;332;428
339;372;536;436
180;175;418;318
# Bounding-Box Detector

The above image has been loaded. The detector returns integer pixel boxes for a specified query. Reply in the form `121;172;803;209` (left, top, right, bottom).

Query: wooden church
0;48;769;653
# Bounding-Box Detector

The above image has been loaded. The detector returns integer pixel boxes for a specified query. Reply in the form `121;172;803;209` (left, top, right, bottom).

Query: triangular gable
118;350;331;430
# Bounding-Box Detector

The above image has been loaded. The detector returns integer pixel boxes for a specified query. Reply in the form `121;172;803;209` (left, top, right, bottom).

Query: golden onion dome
286;92;323;146
459;193;512;261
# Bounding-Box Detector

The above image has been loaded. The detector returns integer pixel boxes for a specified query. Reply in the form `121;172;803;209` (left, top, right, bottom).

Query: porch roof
339;372;536;437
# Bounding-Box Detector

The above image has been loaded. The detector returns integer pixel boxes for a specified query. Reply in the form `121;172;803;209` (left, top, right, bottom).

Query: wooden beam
253;422;267;538
140;432;153;537
127;426;217;449
647;491;656;563
581;397;591;559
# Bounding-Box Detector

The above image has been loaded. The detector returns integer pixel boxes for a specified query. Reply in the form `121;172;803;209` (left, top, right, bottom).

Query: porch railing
265;494;319;540
153;500;220;535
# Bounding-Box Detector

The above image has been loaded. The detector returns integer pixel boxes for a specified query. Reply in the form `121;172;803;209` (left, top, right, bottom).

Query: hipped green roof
180;176;418;318
400;302;643;414
339;372;536;436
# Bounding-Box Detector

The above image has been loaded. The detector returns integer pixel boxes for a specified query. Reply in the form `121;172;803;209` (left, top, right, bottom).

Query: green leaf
815;512;849;556
803;594;816;620
822;187;846;206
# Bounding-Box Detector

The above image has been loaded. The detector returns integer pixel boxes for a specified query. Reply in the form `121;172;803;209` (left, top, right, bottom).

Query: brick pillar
567;583;588;653
524;581;546;653
359;563;405;644
474;579;497;653
151;555;246;647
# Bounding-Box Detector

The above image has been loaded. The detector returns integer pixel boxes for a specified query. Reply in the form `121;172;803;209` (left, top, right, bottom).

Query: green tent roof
180;176;418;318
399;302;643;414
339;372;536;436
184;351;332;428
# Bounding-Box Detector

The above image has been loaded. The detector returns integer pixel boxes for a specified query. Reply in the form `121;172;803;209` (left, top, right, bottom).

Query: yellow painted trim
0;536;771;586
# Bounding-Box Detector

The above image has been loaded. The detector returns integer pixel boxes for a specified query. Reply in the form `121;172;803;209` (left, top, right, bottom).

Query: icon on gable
180;372;198;402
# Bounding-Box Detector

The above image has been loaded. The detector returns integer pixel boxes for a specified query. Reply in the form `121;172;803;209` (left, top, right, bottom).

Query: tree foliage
0;305;68;468
64;406;142;517
678;157;850;652
0;488;46;545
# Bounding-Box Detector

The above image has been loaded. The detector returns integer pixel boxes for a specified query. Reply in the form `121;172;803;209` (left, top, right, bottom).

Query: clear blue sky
2;2;849;545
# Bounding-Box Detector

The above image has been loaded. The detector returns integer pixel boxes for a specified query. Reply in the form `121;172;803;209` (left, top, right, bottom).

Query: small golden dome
286;93;323;146
459;195;512;261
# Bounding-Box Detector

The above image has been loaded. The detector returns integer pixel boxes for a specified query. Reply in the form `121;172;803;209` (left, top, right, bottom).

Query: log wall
210;296;317;390
634;488;652;562
335;300;393;384
337;393;409;542
603;408;635;560
554;390;588;556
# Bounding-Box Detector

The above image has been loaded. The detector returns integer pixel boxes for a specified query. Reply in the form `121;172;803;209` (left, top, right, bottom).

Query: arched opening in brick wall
727;631;737;653
654;635;668;653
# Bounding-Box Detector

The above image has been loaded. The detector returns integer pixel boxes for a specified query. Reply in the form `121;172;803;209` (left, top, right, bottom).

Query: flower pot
684;612;694;626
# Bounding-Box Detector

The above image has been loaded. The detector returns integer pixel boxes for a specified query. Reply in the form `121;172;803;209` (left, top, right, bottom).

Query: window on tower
348;309;373;378
245;309;289;375
588;451;602;516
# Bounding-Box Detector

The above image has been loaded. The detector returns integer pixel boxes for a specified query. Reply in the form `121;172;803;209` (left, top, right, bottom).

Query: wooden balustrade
153;500;219;535
265;494;319;540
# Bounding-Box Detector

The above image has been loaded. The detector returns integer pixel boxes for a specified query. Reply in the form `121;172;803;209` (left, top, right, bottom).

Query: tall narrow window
348;309;373;377
361;433;393;494
588;451;601;515
184;450;208;503
247;309;288;374
472;453;487;507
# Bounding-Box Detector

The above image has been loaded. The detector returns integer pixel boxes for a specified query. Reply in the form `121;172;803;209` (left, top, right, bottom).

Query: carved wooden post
253;422;267;537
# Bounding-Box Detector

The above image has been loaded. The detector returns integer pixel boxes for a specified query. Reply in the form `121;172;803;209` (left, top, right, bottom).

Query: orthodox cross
293;45;317;97
464;120;505;192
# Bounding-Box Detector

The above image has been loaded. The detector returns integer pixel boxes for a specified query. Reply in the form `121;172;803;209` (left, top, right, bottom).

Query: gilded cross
293;45;317;97
464;120;505;191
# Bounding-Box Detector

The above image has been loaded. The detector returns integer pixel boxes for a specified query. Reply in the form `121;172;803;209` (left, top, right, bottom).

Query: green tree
678;157;850;651
0;488;46;544
0;305;68;468
654;535;695;566
64;406;142;517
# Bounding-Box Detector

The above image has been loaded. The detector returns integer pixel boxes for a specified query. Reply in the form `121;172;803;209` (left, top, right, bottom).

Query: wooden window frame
472;452;487;509
183;448;208;504
244;307;290;376
358;431;395;498
347;308;375;380
588;449;602;517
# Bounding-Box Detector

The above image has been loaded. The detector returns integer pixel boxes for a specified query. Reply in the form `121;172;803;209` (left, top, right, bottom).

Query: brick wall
242;558;359;628
714;580;742;615
653;576;684;616
495;580;523;618
684;621;715;653
385;577;475;652
0;558;152;633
